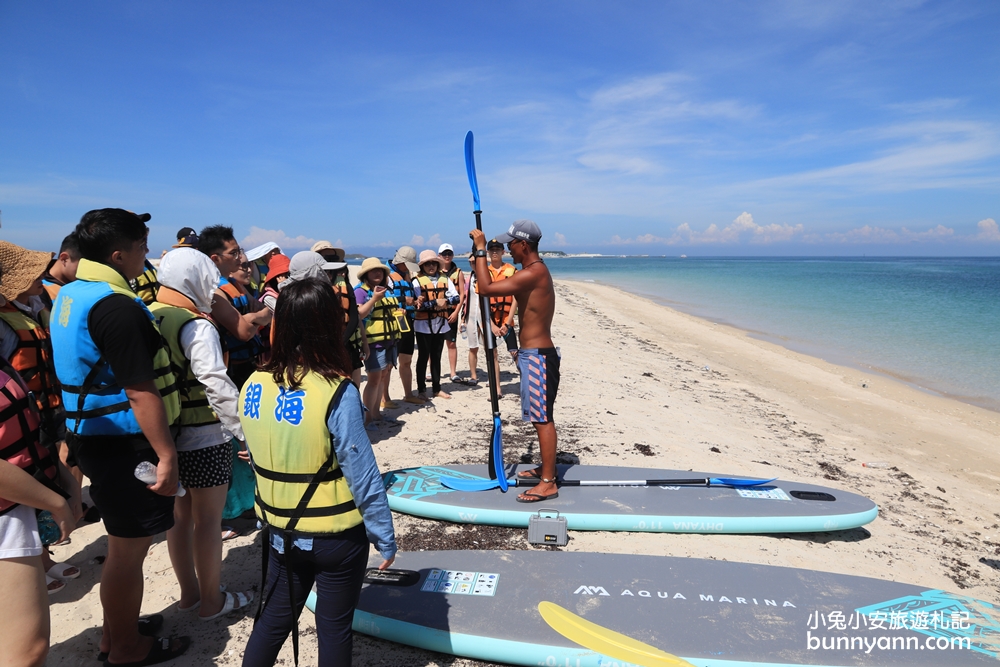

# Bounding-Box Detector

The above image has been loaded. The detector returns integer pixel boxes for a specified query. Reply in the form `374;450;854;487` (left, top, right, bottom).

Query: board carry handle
363;568;421;587
535;509;560;519
789;490;836;502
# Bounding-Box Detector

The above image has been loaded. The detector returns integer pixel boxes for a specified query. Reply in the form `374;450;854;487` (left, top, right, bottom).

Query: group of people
0;209;560;667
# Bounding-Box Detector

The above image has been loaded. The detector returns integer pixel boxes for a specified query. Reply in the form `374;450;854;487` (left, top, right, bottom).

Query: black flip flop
516;468;542;479
516;491;559;503
95;617;166;662
103;636;190;667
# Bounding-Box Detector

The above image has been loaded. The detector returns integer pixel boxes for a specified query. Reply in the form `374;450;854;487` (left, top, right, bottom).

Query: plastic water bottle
460;324;468;340
134;461;187;496
862;461;889;469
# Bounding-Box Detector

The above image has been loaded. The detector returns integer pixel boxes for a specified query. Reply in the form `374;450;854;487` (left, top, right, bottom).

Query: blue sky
1;1;998;256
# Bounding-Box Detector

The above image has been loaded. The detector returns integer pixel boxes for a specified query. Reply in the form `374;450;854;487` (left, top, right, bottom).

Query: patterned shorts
516;347;560;423
178;441;233;489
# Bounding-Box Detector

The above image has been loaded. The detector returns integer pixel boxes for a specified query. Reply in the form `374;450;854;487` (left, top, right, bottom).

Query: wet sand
46;279;1000;665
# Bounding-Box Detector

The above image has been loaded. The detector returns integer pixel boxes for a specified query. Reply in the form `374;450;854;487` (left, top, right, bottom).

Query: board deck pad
315;550;1000;666
384;465;878;533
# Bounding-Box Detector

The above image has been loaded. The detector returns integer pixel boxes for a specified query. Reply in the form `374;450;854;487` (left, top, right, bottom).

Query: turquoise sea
546;257;1000;412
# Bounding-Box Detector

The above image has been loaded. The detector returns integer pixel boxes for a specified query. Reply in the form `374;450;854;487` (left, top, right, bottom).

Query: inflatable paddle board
307;550;999;666
384;465;878;533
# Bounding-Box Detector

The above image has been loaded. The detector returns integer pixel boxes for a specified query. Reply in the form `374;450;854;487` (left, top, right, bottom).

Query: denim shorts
364;344;398;372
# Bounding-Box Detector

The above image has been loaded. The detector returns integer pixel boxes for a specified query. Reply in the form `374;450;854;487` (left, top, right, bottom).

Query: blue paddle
465;131;508;492
440;475;779;493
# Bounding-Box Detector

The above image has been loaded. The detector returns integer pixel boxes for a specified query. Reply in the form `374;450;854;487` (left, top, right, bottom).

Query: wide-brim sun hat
418;249;443;270
356;257;388;282
246;242;281;262
0;241;54;302
311;240;346;262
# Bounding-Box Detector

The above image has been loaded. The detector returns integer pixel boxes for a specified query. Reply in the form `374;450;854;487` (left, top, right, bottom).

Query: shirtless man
470;220;559;503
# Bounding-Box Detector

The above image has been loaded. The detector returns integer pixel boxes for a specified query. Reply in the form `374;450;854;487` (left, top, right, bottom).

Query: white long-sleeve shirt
175;318;245;451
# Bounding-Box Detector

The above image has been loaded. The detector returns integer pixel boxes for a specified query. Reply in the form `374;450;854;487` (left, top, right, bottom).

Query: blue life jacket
386;265;416;317
50;259;179;436
219;279;263;364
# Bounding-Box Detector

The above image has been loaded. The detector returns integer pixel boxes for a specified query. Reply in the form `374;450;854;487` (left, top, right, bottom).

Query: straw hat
418;249;443;270
356;257;388;282
0;241;54;302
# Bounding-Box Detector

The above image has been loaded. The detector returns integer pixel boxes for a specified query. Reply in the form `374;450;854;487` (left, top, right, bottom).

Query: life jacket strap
253;465;345;484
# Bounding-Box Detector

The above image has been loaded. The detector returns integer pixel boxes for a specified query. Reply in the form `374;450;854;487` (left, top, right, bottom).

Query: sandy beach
45;278;1000;666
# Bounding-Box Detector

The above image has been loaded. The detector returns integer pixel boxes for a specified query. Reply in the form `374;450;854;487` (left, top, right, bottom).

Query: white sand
46;279;1000;665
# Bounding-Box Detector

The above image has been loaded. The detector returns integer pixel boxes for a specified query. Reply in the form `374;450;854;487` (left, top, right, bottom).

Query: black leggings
416;331;446;394
242;525;368;667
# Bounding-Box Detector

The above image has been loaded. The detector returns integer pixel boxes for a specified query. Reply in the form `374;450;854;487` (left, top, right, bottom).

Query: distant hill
539;250;567;257
345;253;367;260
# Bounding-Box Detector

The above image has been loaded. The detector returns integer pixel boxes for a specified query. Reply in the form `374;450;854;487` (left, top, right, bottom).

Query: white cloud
820;224;956;244
975;218;1000;241
668;212;804;245
241;226;320;251
609;213;803;246
551;232;567;246
409;233;442;249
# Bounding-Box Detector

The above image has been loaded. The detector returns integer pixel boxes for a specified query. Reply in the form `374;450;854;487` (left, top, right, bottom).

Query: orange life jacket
475;264;517;327
0;360;58;514
414;275;450;321
0;303;61;411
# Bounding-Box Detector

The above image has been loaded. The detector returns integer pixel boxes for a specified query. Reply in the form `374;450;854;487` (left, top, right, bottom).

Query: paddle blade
538;601;695;667
439;476;503;492
464;131;481;212
493;417;508;492
709;477;777;487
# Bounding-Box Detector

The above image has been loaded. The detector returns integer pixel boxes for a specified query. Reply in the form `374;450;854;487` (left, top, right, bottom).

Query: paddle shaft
473;209;502;420
516;478;736;487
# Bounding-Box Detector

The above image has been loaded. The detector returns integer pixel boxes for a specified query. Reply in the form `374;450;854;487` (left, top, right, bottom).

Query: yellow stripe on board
538;601;696;667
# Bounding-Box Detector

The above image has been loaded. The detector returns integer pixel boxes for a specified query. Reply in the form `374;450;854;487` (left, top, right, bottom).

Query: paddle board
384;465;878;533
307;550;999;666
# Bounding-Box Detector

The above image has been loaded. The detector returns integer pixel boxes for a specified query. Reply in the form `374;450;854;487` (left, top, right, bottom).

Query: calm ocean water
546;257;1000;411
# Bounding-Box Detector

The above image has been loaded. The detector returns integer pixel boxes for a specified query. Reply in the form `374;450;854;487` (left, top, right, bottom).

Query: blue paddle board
306;550;999;666
384;464;878;533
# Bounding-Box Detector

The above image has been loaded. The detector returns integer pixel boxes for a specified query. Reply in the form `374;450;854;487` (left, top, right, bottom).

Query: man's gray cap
494;219;542;244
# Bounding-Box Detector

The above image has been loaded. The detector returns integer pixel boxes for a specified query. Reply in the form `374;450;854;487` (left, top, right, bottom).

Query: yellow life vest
131;261;160;305
356;284;400;344
239;370;363;534
149;303;223;428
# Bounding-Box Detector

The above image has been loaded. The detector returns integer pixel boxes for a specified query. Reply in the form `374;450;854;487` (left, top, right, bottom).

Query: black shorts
178;441;233;489
70;435;175;538
39;407;68;463
348;342;363;371
502;326;519;351
397;329;415;356
444;323;458;343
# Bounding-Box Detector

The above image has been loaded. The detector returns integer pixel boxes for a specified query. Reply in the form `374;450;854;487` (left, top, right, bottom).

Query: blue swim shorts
516;347;560;423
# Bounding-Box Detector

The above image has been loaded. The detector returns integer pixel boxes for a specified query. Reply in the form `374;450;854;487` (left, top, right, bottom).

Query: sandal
517;468;542;479
516;477;560;503
46;575;66;595
47;561;81;581
178;584;226;612
200;590;254;622
103;636;190;666
220;526;241;542
97;616;163;661
403;395;426;405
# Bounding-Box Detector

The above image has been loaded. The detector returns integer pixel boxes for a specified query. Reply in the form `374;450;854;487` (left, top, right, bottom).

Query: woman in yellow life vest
353;258;401;429
239;278;395;667
152;249;254;622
